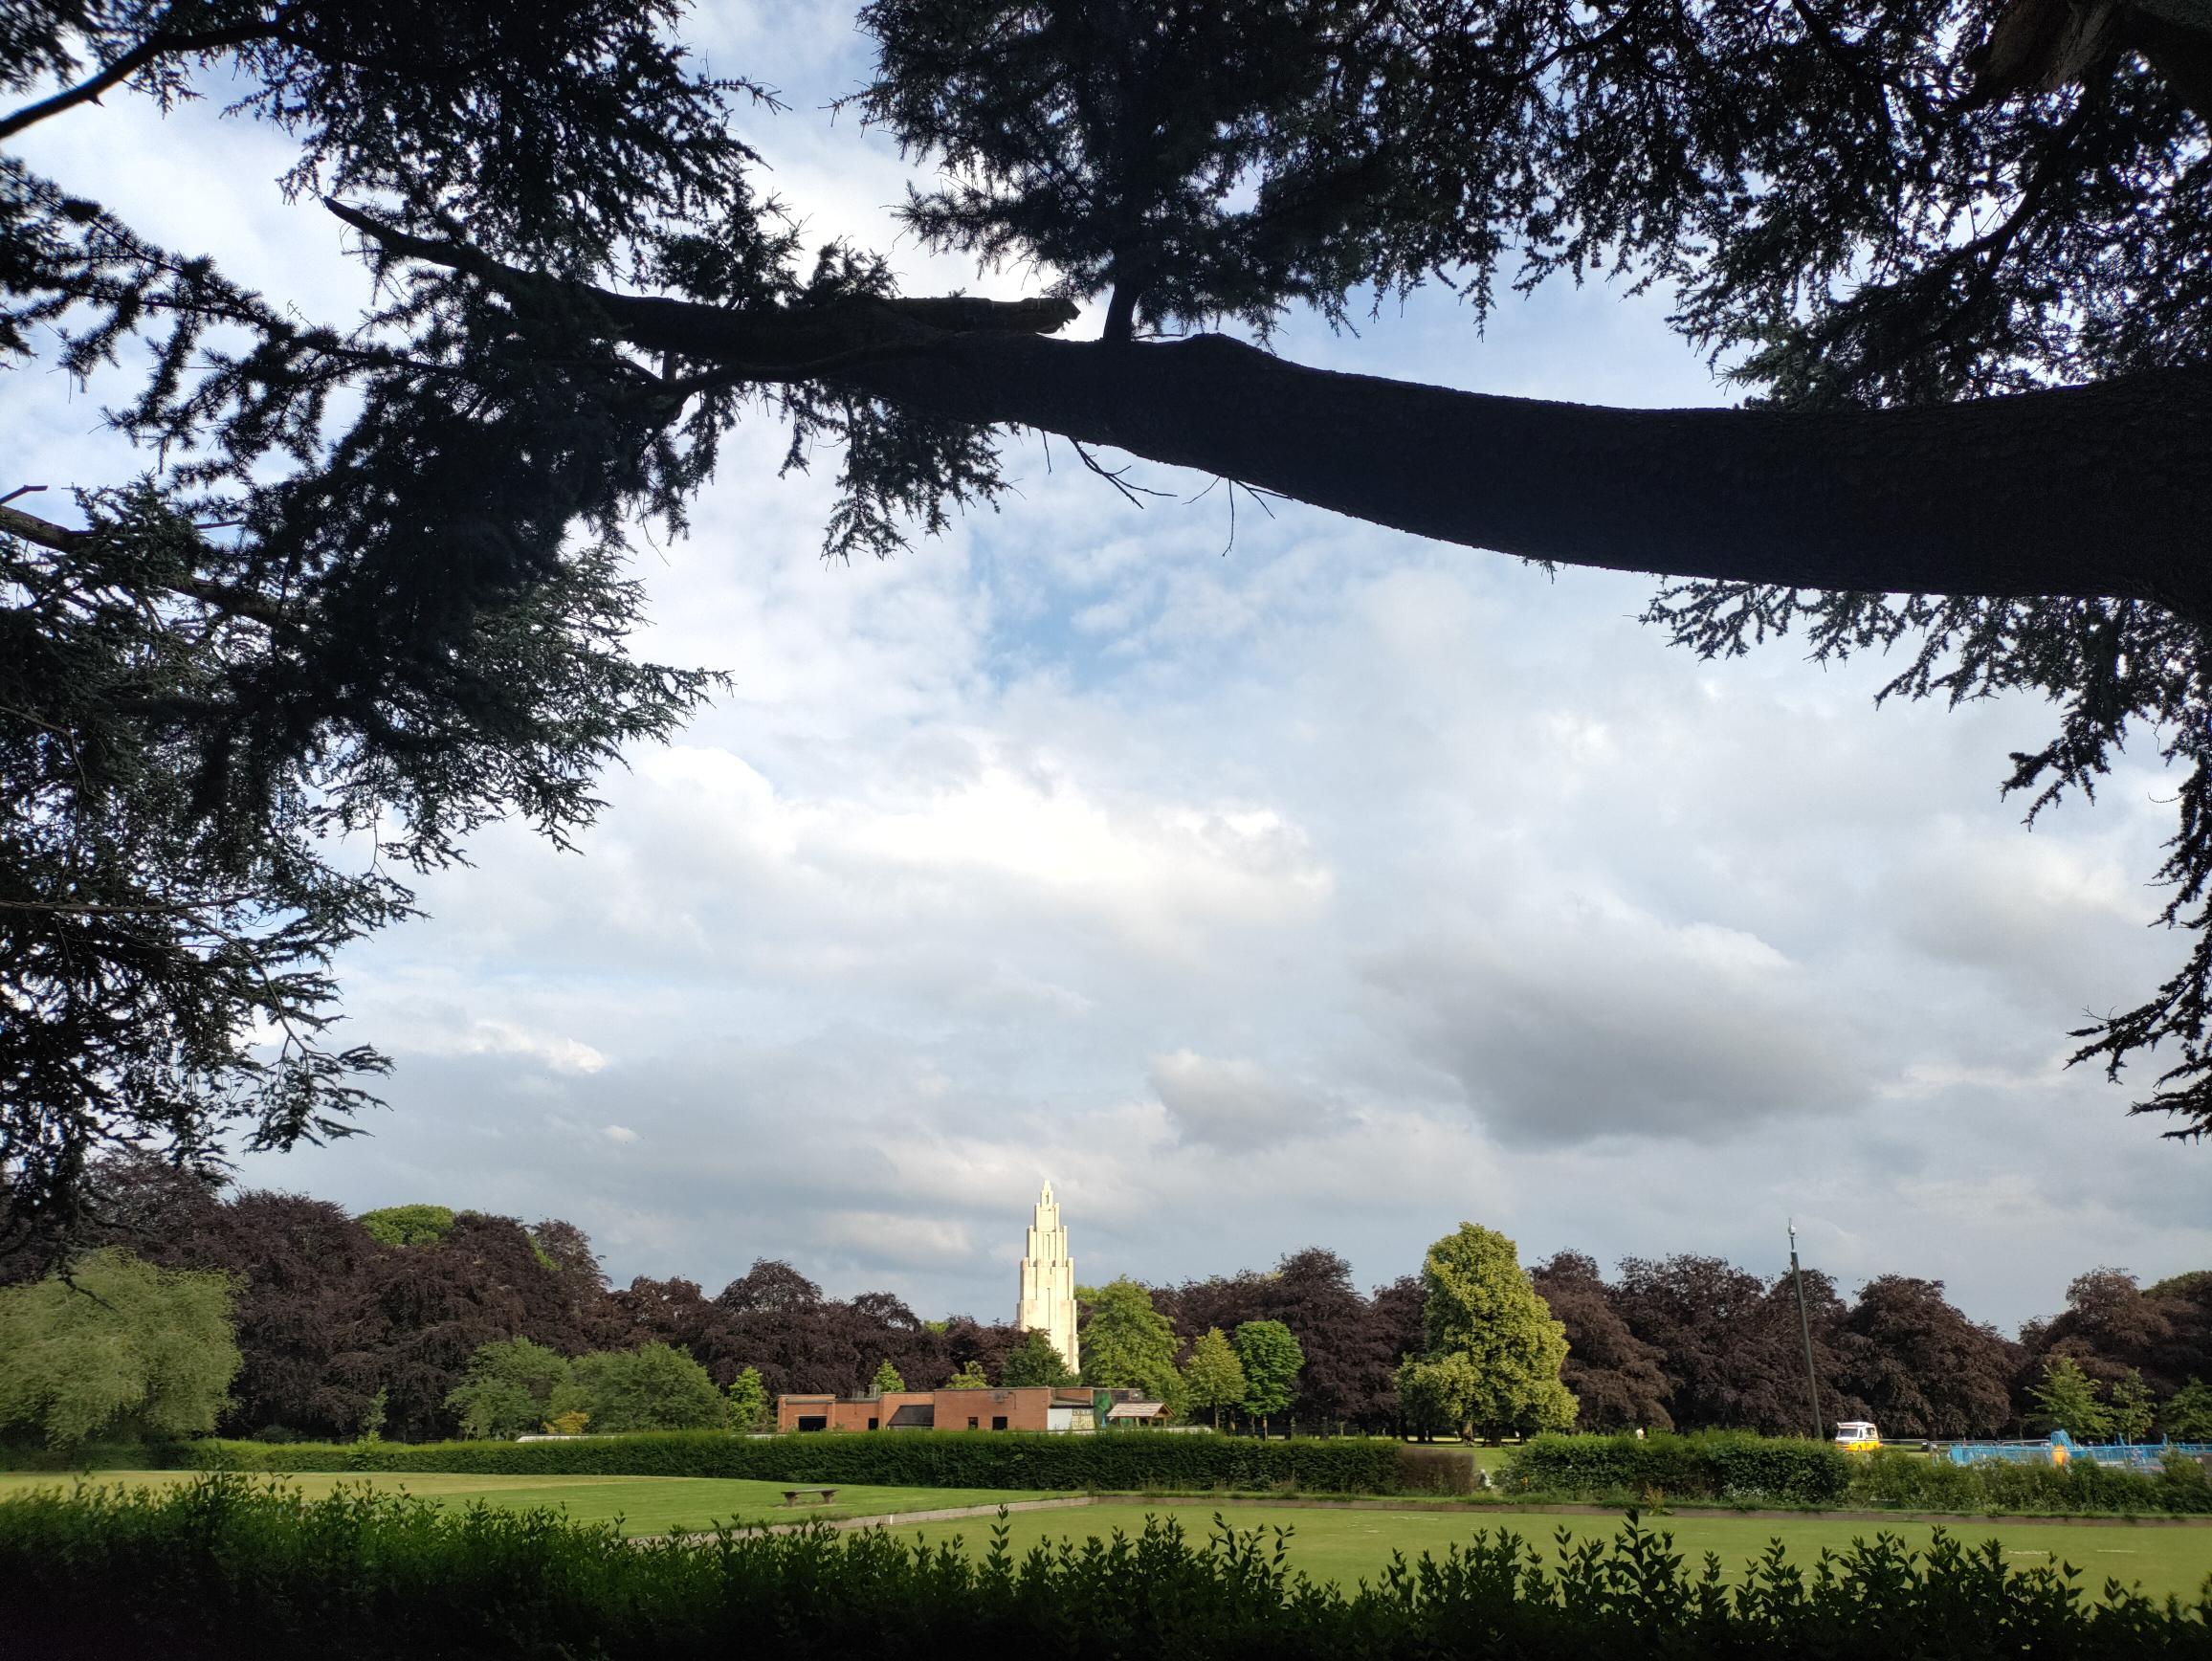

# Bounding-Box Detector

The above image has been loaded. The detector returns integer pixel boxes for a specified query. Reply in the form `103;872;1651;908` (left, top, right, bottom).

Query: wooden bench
781;1486;839;1508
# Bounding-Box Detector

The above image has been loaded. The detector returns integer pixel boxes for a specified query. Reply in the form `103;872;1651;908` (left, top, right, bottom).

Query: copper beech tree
4;0;2210;1234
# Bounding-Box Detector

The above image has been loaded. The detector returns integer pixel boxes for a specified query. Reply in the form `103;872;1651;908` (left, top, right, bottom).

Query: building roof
1106;1401;1167;1419
887;1403;937;1428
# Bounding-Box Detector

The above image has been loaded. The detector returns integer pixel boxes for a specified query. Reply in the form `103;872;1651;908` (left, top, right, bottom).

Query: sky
11;3;2207;1337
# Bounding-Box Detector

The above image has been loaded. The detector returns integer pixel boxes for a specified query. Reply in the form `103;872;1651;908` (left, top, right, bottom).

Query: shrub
175;1428;1404;1491
0;1251;240;1451
2;1475;2205;1661
1848;1448;2212;1516
445;1338;571;1440
562;1344;728;1432
1394;1444;1478;1495
1504;1431;1850;1505
356;1205;456;1247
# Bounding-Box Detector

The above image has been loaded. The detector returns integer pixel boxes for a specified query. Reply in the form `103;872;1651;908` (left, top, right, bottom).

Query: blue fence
1946;1429;2212;1471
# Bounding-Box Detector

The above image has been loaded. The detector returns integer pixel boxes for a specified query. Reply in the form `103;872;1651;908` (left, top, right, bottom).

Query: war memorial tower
1015;1180;1079;1375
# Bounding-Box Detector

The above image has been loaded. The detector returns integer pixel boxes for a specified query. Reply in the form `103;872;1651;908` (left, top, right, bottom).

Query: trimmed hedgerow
180;1428;1404;1493
1847;1449;2212;1516
4;1474;2207;1661
0;1442;171;1473
1504;1431;1852;1505
1395;1444;1481;1495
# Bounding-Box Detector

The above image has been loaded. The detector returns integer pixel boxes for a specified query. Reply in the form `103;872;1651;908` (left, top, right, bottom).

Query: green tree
358;1205;457;1248
726;1365;772;1433
0;1249;238;1449
2162;1378;2212;1441
944;1361;990;1389
444;1338;574;1440
357;1387;388;1444
872;1359;907;1395
1078;1279;1184;1413
1232;1319;1304;1437
1183;1327;1247;1430
563;1343;728;1433
9;0;2212;1232
1415;1223;1578;1441
2028;1356;2115;1440
1394;1352;1482;1444
1001;1328;1077;1387
2109;1369;2157;1443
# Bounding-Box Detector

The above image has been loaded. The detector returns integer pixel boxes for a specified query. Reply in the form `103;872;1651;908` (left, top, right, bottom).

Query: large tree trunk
329;207;2212;613
835;334;2212;613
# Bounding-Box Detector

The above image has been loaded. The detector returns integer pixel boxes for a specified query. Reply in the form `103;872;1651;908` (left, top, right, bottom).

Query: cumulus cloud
1364;903;1870;1146
1149;1051;1343;1146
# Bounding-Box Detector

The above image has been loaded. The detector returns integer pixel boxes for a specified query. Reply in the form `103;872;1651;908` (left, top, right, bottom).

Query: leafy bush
3;1475;2205;1661
560;1343;727;1432
1505;1432;1851;1505
444;1338;571;1440
0;1251;240;1451
1847;1449;2212;1516
0;1443;164;1473
178;1428;1404;1492
354;1205;457;1248
1394;1445;1479;1495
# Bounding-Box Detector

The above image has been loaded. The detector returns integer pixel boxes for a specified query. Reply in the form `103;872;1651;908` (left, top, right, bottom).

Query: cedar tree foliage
4;0;2211;1241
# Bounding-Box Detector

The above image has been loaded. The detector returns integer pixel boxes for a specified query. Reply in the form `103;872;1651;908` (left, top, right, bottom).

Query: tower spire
1015;1181;1078;1376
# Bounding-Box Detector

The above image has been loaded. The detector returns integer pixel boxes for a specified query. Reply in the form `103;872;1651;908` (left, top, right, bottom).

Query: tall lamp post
1788;1220;1825;1441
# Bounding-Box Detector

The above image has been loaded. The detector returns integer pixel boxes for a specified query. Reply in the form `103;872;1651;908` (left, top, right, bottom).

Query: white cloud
601;1125;640;1145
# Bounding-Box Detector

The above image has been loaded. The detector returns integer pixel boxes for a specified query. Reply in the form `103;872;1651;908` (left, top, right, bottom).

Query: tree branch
329;206;2212;613
0;23;279;143
1;501;294;628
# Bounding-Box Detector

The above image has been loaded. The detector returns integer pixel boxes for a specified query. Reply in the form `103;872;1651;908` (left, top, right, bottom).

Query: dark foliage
1530;1251;1675;1432
2022;1268;2212;1398
1610;1255;1868;1437
0;1161;623;1439
1833;1276;2022;1439
9;1476;2208;1661
1162;1247;1403;1430
701;1259;961;1396
0;0;957;1236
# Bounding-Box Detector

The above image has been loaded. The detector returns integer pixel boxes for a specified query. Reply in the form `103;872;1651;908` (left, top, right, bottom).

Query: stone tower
1015;1180;1079;1376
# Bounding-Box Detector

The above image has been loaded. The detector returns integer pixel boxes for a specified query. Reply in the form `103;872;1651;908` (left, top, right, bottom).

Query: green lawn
0;1470;1066;1536
9;1473;2206;1603
889;1501;2212;1604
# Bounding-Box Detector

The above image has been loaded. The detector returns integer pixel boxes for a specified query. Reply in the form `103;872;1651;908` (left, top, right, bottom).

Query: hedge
7;1474;2207;1661
1504;1431;1852;1505
1847;1449;2212;1516
175;1428;1405;1493
0;1443;173;1473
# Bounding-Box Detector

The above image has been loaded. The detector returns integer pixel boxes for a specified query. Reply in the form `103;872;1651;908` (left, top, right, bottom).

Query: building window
867;1417;878;1430
797;1416;827;1432
967;1417;979;1429
992;1415;1008;1430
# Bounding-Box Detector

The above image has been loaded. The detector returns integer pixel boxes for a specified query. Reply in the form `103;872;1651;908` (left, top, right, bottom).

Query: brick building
774;1384;1168;1433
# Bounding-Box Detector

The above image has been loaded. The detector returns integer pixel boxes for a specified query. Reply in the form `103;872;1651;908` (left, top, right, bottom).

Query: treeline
3;1161;2207;1444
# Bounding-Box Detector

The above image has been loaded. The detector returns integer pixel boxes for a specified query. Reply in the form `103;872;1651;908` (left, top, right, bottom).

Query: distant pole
1788;1220;1825;1441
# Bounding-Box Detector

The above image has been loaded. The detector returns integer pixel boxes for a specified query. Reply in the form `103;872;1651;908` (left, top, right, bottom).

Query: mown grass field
0;1470;1068;1534
890;1501;2212;1603
7;1470;2206;1603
